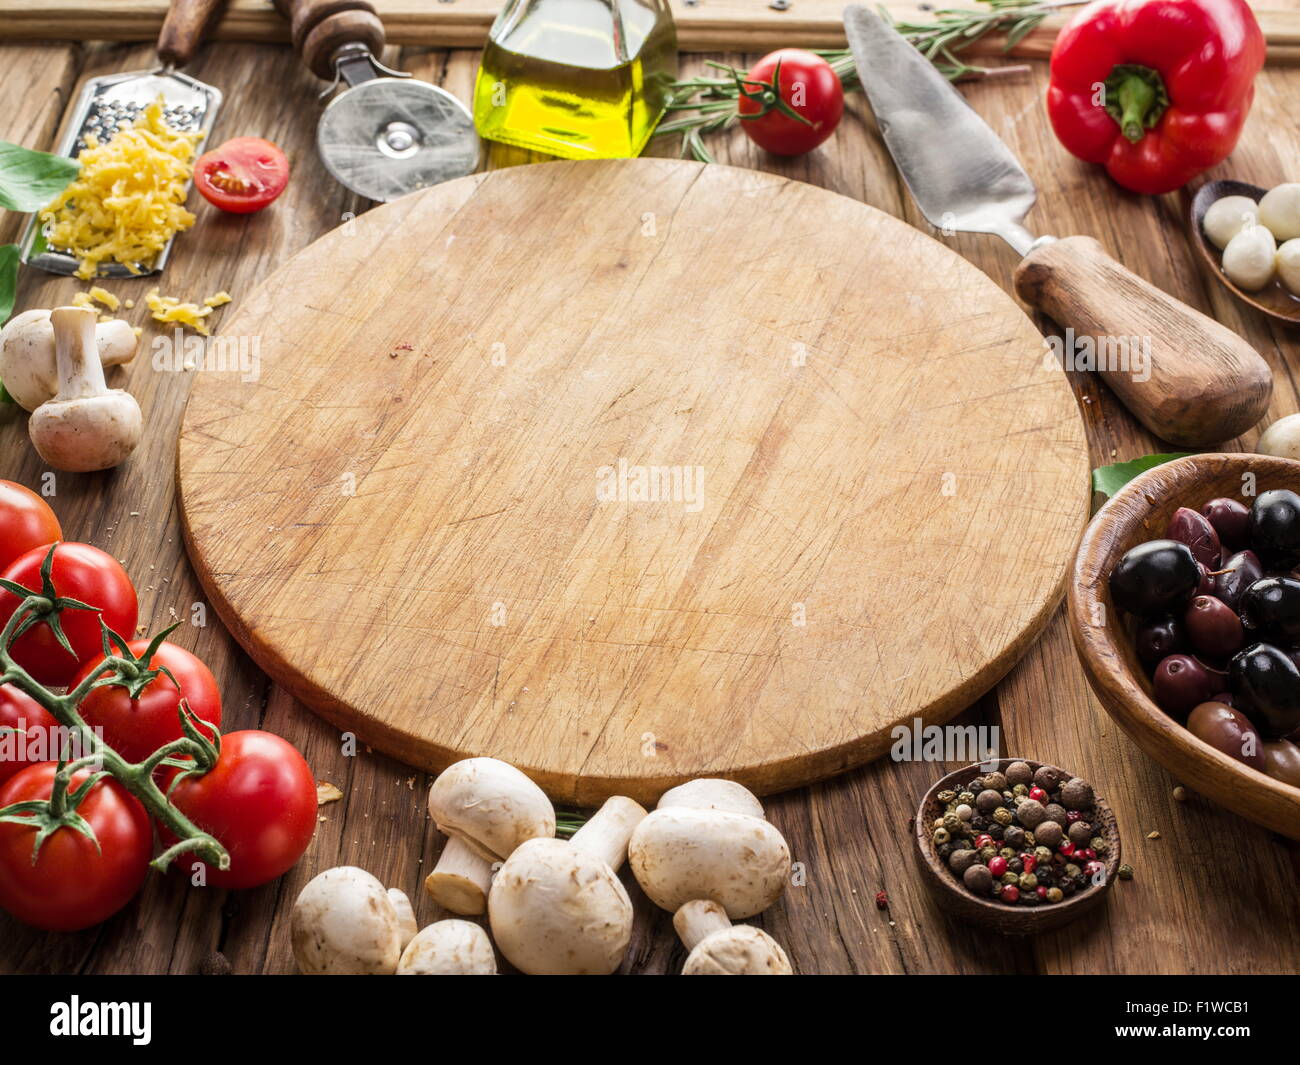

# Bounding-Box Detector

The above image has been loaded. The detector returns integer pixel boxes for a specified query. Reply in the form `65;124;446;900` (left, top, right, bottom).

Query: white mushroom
674;899;792;975
629;799;790;919
1259;182;1300;242
488;795;646;975
387;887;418;950
1203;194;1260;250
1257;413;1300;460
657;777;766;819
0;308;137;412
291;867;404;975
424;757;555;915
1277;238;1300;297
1221;222;1277;291
28;307;142;472
397;920;497;975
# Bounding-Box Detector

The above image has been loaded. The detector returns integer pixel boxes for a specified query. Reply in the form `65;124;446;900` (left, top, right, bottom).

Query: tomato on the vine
0;543;138;686
194;137;290;213
160;731;316;890
71;640;222;764
0;684;58;786
0;763;151;931
0;480;61;572
737;49;844;156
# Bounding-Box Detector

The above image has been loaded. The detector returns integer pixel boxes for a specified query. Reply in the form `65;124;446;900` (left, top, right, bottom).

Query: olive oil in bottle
473;0;678;159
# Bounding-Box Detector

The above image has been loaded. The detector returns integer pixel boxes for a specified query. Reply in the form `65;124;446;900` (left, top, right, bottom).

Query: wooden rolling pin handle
1013;235;1273;448
156;0;229;68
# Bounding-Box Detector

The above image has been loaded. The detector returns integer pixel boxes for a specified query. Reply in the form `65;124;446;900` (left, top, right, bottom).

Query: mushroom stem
569;795;647;872
424;834;495;915
673;899;732;951
50;307;106;400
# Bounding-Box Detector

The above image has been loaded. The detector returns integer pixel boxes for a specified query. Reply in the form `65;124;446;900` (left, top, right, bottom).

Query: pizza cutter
272;0;480;202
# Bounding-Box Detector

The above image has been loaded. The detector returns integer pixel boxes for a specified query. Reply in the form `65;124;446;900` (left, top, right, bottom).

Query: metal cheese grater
20;0;226;278
273;0;479;202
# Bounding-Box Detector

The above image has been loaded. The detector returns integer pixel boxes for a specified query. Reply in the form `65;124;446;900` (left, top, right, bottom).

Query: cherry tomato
0;543;138;686
737;49;844;156
71;640;222;764
194;137;290;213
0;480;61;572
0;684;59;787
161;731;315;890
0;763;151;931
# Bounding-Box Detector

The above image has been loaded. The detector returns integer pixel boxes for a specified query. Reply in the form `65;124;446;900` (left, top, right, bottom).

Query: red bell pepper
1047;0;1265;195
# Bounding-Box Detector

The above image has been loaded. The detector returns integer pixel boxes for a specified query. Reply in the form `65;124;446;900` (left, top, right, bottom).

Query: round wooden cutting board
178;158;1088;804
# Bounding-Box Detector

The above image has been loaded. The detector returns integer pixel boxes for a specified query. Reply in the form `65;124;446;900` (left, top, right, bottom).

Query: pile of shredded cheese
145;288;231;336
41;98;204;280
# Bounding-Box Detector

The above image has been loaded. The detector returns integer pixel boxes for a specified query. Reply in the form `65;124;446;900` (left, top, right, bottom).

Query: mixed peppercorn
932;761;1108;905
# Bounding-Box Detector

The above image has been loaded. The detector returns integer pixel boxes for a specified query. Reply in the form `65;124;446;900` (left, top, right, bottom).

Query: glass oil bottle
473;0;678;159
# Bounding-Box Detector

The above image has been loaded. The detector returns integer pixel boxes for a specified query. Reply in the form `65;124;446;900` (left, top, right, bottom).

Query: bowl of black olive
1070;453;1300;840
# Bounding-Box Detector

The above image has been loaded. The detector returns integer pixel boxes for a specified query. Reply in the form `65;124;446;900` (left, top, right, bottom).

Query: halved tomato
194;136;290;214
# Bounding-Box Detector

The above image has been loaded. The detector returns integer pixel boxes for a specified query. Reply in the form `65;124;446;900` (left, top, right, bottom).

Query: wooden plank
1;0;1298;56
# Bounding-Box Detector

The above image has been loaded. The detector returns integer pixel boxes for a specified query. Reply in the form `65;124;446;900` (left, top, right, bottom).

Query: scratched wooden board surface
0;25;1298;973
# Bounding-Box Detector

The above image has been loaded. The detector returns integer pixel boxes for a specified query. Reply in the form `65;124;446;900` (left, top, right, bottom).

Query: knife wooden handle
156;0;229;67
273;0;385;79
1013;235;1272;448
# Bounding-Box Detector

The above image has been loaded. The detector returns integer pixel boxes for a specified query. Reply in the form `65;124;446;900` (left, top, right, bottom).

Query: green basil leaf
1092;452;1194;499
0;243;19;327
0;141;79;214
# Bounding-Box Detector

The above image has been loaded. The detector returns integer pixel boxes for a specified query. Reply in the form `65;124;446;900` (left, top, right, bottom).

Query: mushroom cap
29;389;142;472
629;807;791;919
683;926;793;975
397;920;497;975
427;757;555;862
291;867;403;975
488;837;633;975
657;778;765;819
0;309;137;411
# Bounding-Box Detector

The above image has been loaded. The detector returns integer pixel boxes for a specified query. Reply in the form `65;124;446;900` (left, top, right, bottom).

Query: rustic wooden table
2;21;1298;975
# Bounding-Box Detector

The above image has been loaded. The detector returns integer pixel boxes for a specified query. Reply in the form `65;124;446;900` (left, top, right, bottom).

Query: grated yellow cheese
41;98;204;280
87;286;120;311
145;287;231;337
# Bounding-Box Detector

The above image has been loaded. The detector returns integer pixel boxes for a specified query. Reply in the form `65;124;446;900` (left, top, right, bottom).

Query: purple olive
1262;738;1300;786
1134;615;1188;670
1152;654;1224;718
1212;549;1263;611
1229;642;1300;738
1167;506;1222;569
1183;595;1245;659
1211;691;1235;706
1187;701;1265;770
1201;498;1251;552
1109;540;1200;617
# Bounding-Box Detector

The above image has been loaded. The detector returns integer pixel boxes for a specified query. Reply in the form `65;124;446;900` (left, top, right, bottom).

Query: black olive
1134;615;1188;670
1229;642;1300;738
1249;489;1300;569
1109;540;1200;617
1239;576;1300;643
1201;498;1251;551
1212;549;1263;611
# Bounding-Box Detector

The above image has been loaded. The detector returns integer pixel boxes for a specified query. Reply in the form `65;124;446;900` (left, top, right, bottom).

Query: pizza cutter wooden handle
156;0;229;68
273;0;386;79
1013;235;1272;448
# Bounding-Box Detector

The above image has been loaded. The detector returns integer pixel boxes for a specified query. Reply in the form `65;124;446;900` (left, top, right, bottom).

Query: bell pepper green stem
1104;63;1170;144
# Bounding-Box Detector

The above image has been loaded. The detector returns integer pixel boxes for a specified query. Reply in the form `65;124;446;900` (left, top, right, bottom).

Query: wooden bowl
1070;452;1300;839
1189;179;1300;325
913;759;1120;935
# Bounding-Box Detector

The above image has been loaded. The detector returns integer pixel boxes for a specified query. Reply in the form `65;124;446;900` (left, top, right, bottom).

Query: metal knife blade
844;5;1043;255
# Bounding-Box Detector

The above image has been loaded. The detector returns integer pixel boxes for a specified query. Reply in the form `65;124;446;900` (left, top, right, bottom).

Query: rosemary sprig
656;0;1080;163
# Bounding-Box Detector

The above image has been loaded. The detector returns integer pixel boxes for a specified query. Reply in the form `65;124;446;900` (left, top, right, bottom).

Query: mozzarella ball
1222;224;1277;291
1258;413;1300;460
1277;239;1300;297
1204;195;1260;250
1259;183;1300;242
